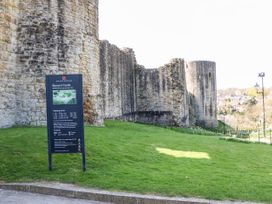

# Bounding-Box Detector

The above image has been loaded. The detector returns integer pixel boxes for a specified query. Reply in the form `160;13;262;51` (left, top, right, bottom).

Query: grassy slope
0;120;272;202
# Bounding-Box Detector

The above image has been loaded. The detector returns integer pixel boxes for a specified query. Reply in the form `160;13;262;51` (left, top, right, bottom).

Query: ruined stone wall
0;1;217;129
13;0;102;126
0;0;19;127
100;40;136;118
186;61;217;128
99;43;190;127
136;59;189;126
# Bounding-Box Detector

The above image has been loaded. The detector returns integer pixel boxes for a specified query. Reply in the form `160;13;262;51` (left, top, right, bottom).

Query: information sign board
46;74;86;171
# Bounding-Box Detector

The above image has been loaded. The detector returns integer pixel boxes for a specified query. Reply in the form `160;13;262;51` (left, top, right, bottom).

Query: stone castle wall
0;0;19;128
186;61;217;128
135;59;189;126
0;0;102;127
100;40;136;119
99;41;217;127
99;42;191;127
0;0;217;128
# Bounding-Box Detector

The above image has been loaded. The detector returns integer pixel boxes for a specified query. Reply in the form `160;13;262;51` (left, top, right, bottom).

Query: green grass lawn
0;120;272;202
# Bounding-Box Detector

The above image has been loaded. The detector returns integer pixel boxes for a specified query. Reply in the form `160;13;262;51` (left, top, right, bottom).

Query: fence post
258;129;260;142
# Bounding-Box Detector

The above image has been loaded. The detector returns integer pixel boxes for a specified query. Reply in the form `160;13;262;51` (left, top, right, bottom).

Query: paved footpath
0;189;111;204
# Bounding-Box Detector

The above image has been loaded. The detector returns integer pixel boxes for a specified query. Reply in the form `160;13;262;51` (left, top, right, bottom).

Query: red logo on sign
62;76;67;81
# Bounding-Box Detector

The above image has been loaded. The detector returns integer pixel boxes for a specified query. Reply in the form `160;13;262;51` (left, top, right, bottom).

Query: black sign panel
46;74;86;171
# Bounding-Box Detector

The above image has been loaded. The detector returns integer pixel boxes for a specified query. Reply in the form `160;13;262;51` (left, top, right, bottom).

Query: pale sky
99;0;272;89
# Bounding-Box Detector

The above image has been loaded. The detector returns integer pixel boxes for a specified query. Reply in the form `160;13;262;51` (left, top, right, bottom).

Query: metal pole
261;76;266;137
48;152;52;171
269;129;271;144
223;115;226;135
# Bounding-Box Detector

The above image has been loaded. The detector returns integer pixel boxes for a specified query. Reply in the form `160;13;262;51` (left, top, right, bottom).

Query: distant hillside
217;87;272;130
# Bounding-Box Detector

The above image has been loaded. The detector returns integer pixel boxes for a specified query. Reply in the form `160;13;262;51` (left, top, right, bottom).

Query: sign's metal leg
82;152;86;171
48;153;52;171
82;137;86;171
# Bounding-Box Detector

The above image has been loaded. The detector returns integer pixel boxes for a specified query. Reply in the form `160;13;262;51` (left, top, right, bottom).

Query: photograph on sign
53;89;77;105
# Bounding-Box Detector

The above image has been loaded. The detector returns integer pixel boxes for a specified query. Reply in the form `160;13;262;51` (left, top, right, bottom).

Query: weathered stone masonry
186;61;217;128
0;0;102;127
135;59;189;127
0;0;217;128
99;41;217;128
99;41;190;127
0;0;19;128
100;40;137;119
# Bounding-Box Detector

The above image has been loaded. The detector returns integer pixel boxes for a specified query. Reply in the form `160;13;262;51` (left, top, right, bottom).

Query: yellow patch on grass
156;147;210;159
